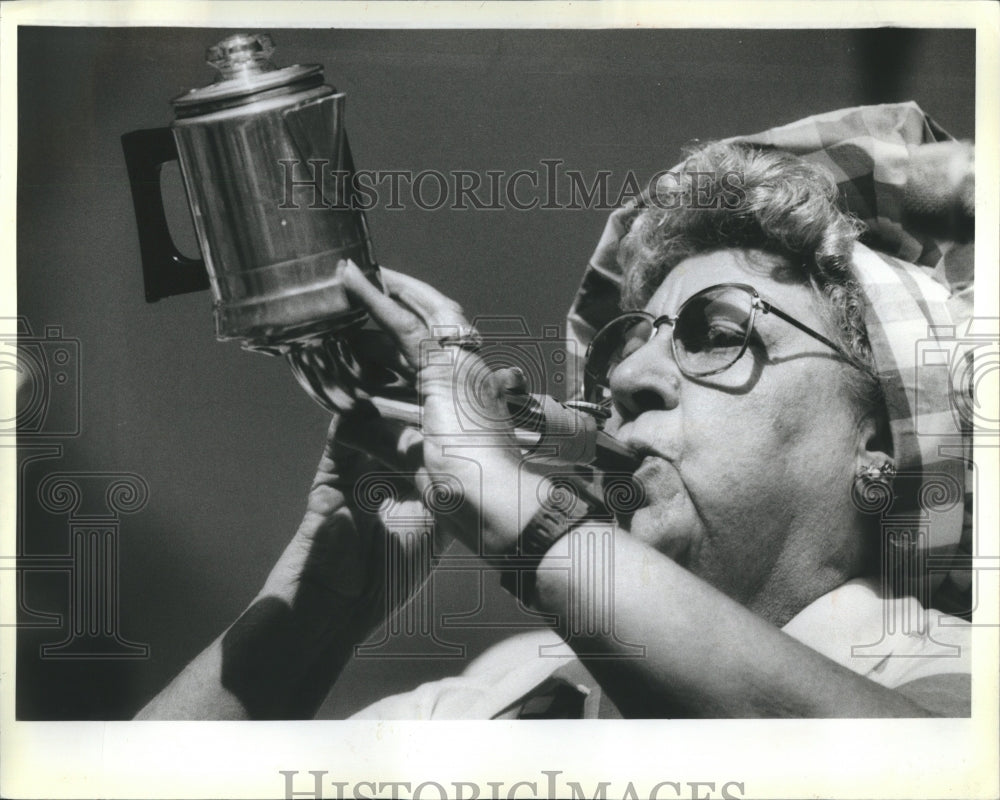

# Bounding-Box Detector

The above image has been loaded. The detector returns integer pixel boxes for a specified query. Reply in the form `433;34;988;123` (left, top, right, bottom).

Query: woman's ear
855;408;894;474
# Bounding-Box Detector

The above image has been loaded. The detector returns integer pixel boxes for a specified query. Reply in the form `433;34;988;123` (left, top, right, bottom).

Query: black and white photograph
2;2;998;798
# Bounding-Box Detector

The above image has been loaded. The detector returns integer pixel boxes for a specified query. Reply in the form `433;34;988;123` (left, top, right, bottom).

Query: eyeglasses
584;282;864;405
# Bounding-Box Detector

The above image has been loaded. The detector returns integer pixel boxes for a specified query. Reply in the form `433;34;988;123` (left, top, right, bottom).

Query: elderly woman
137;113;972;720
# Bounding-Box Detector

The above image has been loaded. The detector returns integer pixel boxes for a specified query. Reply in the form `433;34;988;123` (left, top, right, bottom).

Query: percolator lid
171;33;323;113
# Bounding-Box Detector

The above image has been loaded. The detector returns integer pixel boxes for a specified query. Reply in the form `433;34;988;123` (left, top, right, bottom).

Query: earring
852;460;896;514
856;460;896;484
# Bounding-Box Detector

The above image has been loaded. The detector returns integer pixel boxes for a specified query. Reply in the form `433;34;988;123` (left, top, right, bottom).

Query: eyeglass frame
584;282;869;399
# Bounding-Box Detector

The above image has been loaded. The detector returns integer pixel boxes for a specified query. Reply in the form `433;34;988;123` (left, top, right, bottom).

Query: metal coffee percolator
122;33;639;474
122;32;406;411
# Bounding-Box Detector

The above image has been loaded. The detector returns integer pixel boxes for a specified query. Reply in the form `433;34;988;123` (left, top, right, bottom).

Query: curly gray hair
617;140;883;418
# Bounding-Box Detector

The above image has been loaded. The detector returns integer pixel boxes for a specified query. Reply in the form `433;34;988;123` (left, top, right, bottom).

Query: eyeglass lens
585;285;756;402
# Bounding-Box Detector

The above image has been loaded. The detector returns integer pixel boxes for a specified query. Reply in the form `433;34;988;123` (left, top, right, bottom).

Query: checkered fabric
566;102;974;557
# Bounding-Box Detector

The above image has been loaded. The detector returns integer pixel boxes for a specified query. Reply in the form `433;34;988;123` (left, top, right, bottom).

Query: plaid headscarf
567;102;974;568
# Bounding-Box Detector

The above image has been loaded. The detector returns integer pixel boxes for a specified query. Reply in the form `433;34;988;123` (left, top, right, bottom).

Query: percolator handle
121;127;210;302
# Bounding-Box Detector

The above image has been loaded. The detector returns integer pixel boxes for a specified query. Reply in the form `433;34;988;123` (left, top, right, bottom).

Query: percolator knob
206;33;278;81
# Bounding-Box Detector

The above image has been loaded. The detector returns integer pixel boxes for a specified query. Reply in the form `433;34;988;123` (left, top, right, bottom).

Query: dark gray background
15;27;974;719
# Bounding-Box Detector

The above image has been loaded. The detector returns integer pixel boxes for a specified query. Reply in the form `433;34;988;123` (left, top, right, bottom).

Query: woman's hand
259;405;437;635
135;407;447;720
340;260;542;558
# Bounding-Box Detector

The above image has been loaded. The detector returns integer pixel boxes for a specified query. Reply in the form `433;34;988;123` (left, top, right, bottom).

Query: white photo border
1;2;997;799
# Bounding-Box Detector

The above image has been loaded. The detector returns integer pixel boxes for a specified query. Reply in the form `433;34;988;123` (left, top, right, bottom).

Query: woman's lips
631;453;660;479
630;451;677;486
628;457;666;512
619;454;693;565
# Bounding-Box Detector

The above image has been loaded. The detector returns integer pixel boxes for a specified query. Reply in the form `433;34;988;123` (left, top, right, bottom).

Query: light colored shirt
349;577;971;719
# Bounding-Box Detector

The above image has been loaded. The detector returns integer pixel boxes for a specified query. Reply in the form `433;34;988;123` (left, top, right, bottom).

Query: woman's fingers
331;401;425;476
330;402;459;516
377;266;468;330
340;259;508;425
337;258;525;557
340;260;430;365
341;260;472;366
493;366;528;395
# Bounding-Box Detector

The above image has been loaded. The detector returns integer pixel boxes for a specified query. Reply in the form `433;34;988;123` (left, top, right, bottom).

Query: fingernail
341;259;365;282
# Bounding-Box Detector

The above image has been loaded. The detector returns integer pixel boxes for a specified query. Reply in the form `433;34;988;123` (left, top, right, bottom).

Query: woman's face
606;248;868;620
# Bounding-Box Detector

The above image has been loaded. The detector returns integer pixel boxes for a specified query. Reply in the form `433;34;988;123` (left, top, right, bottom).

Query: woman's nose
608;336;682;419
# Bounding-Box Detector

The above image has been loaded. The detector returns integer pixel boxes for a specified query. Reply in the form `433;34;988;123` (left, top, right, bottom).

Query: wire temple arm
760;302;871;372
